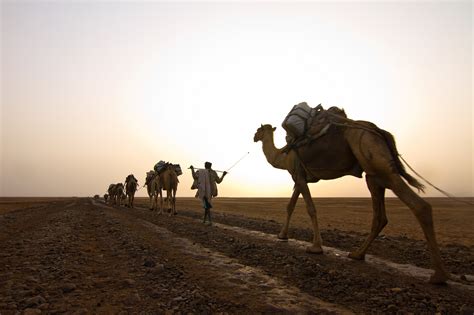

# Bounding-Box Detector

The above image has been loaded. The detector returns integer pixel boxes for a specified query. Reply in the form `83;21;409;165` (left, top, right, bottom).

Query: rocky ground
0;198;473;314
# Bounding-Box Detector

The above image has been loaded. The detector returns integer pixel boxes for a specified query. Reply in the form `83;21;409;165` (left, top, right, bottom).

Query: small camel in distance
159;164;179;216
145;170;161;212
254;117;448;284
125;176;138;208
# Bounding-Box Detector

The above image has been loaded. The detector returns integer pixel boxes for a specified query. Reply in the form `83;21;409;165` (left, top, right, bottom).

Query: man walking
190;162;227;225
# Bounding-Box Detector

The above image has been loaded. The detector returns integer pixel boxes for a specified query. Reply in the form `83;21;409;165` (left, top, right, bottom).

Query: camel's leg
390;176;449;284
172;189;177;215
169;190;173;216
158;190;163;215
297;180;323;254
278;187;300;240
168;190;173;217
349;175;387;260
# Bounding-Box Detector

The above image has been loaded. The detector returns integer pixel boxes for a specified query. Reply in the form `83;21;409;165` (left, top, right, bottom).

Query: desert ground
0;196;472;314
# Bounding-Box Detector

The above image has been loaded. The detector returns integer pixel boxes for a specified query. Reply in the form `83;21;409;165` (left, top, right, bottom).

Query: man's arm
190;166;198;179
214;171;227;184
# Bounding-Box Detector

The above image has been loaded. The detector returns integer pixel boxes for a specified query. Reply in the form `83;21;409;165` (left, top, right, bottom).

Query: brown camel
107;184;116;205
115;183;125;207
253;120;448;284
125;177;138;208
159;165;179;216
145;171;161;211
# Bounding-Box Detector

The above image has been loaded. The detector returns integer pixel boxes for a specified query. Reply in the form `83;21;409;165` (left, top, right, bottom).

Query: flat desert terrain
0;197;472;314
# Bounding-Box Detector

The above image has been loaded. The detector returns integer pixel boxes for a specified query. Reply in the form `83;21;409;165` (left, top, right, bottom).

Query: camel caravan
98;101;449;284
104;161;182;215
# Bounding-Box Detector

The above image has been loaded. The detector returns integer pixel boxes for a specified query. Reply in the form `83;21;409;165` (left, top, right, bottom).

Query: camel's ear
272;127;276;131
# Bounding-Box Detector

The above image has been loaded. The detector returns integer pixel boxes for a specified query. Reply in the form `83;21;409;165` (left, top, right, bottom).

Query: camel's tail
379;129;425;193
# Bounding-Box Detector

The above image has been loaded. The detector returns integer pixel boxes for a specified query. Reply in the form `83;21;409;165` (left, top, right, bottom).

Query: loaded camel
159;164;179;216
253;111;448;284
107;184;116;205
145;170;161;211
125;175;138;208
114;183;125;206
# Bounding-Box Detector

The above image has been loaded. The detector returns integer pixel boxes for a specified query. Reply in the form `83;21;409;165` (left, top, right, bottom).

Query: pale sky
1;1;473;198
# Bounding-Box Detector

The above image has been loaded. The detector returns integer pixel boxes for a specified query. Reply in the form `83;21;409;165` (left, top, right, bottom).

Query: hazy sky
1;1;472;198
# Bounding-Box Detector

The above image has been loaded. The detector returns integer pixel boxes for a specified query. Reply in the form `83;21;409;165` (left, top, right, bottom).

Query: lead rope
398;155;473;206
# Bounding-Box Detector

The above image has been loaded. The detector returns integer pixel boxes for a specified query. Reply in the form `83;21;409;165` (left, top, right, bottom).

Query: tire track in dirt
132;203;474;290
2;199;258;313
171;206;474;277
209;221;473;291
120;202;474;314
95;201;351;314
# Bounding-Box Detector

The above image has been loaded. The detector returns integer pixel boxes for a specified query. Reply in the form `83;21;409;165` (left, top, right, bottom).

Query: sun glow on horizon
1;2;472;198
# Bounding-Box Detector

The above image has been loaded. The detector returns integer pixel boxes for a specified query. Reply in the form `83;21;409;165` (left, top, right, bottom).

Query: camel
145;171;161;211
159;165;179;216
254;117;448;284
125;177;138;208
114;183;125;207
107;184;116;205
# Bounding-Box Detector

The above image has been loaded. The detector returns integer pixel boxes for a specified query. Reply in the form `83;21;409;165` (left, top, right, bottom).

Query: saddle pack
282;102;346;147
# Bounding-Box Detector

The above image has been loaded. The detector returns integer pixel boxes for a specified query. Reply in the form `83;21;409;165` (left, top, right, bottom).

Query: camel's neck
261;132;287;170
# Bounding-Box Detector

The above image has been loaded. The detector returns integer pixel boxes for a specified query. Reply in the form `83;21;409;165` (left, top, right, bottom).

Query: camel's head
254;124;276;142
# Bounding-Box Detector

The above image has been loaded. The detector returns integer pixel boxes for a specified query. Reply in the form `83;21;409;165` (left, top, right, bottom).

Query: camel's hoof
306;245;323;254
348;252;365;261
429;272;449;285
277;233;289;241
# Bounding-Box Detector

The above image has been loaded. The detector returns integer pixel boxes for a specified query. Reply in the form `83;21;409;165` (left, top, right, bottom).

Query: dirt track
0;198;473;314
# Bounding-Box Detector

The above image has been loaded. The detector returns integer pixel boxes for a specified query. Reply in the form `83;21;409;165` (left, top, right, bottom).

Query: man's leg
202;198;207;223
206;198;213;225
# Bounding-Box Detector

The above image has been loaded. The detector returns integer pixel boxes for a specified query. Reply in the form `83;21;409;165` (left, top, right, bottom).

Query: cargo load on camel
154;161;183;176
282;102;347;148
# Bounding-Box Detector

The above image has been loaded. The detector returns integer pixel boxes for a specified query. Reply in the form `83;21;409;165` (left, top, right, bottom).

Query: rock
156;263;165;271
25;295;46;307
390;287;403;293
25;276;40;283
124;293;141;306
61;283;77;293
173;296;184;302
143;258;156;268
72;308;89;315
23;308;42;315
148;289;160;299
123;279;136;287
38;303;49;310
460;304;474;315
459;274;474;282
7;302;17;310
386;304;398;312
